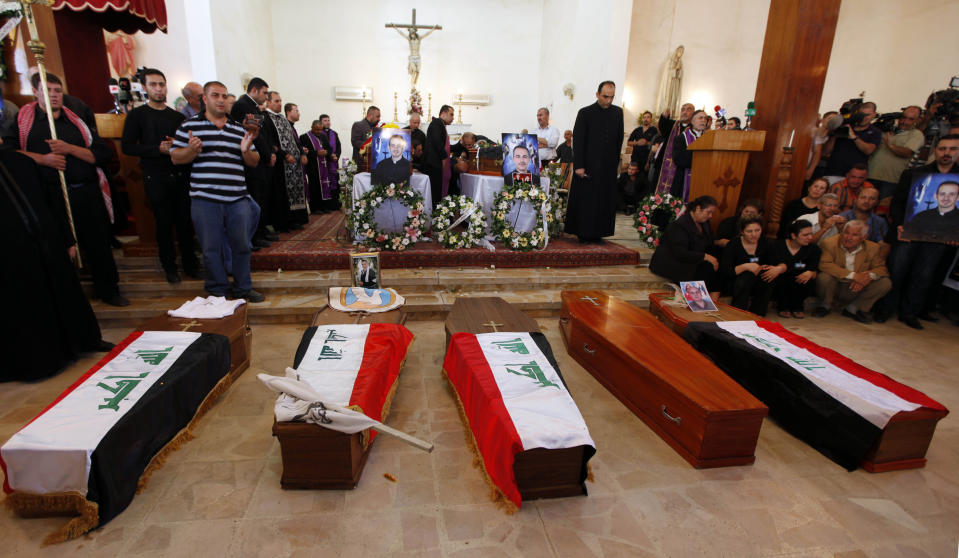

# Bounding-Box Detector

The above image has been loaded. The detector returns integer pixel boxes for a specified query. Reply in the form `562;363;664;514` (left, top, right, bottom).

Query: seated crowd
650;130;958;328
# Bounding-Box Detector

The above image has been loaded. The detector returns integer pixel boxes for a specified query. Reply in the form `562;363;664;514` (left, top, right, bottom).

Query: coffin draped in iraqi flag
443;331;596;510
280;323;414;445
0;330;230;543
682;320;948;470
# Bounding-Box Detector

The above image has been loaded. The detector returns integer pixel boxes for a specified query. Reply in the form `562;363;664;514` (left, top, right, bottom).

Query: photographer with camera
823;101;881;185
868;106;923;200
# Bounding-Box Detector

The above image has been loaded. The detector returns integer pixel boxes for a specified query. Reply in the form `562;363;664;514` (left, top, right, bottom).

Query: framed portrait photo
370;128;412;186
351;252;380;290
501;133;540;185
680;280;718;312
901;172;959;243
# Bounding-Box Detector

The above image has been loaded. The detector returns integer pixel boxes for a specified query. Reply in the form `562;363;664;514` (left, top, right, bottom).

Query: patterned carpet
250;211;640;271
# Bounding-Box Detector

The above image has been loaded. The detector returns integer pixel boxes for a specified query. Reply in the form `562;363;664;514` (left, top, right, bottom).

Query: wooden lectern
687;130;765;231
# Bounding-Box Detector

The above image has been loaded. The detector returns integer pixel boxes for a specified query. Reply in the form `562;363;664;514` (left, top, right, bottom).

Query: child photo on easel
351;252;380;289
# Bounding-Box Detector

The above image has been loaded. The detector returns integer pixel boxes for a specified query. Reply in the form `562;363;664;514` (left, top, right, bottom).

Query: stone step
84;265;666;298
91;287;663;329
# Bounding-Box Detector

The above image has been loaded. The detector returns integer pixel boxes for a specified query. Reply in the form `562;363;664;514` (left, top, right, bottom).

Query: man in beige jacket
812;220;891;323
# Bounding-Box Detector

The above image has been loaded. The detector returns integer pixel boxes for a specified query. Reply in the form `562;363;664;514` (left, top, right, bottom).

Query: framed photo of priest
351;252;380;290
680;281;718;312
901;173;959;243
370;128;412;186
501;133;540;185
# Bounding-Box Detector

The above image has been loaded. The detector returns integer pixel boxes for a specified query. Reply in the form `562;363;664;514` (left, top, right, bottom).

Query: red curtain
52;0;167;34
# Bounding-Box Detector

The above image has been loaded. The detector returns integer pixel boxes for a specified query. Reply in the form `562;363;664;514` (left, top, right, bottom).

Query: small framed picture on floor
351;252;380;289
680;280;717;312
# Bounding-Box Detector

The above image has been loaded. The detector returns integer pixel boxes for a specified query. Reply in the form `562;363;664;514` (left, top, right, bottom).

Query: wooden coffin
272;304;406;489
680;317;950;473
648;291;757;336
560;290;768;468
139;305;252;380
445;296;591;501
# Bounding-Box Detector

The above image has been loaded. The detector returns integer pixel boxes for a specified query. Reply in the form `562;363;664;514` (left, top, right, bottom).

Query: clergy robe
671;127;701;200
231;94;274;233
301;128;342;212
564;101;624;240
372;156;412;186
654;119;687;195
423;117;450;203
0;150;103;382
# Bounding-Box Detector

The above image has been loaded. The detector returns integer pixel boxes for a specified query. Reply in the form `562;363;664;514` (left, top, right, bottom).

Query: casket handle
560;316;569;324
661;405;682;425
582;343;595;355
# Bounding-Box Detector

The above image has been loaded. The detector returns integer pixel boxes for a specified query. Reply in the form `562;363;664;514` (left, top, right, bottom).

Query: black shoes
811;307;829;318
233;289;265;303
841;308;873;324
102;293;130;307
917;311;940;323
95;339;116;352
183;268;202;280
873;309;890;323
254;237;272;248
899;316;923;330
263;232;280;241
165;270;182;284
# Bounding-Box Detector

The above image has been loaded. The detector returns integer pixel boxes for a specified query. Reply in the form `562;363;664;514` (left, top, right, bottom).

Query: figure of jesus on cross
385;9;441;87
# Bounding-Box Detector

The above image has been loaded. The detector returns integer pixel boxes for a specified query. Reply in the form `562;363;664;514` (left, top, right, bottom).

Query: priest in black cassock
0;148;111;382
564;81;624;243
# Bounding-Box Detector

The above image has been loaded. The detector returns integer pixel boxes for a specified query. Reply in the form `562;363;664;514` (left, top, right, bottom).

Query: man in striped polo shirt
171;81;265;302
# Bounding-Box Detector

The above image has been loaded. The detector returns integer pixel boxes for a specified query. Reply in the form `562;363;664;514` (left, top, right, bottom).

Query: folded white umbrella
258;369;434;452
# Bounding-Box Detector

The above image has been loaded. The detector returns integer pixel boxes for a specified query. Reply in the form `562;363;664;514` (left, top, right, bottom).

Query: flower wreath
431;195;488;249
634;192;685;248
337;159;358;224
490;182;549;251
350;181;428;251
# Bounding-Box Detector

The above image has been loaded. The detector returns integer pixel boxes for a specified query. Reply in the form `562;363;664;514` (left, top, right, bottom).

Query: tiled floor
1;309;957;557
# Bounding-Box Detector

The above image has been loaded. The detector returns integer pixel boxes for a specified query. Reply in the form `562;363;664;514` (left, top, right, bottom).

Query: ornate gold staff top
20;0;82;267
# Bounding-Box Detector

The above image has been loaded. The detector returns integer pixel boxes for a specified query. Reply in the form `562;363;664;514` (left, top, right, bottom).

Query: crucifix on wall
385;9;442;87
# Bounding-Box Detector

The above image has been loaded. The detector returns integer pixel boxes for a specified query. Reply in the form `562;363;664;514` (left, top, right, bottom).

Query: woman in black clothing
779;177;828;238
765;218;821;318
649;195;720;294
720;216;773;315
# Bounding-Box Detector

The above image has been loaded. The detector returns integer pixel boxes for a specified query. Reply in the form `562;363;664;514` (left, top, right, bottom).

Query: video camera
924;84;959;140
831;97;866;138
873;111;903;133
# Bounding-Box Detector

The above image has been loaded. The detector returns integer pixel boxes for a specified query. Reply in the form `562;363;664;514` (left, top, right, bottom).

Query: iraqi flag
282;323;414;444
443;331;596;510
683;320;948;470
0;330;230;543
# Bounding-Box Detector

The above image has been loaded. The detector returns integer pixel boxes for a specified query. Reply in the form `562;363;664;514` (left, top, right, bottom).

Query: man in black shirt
231;77;275;247
7;73;126;306
121;68;198;284
876;134;959;328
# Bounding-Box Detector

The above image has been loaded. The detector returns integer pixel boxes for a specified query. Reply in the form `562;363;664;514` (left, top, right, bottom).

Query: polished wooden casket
272;304;406;489
647;291;757;335
139;304;252;381
445;297;591;501
560;290;768;468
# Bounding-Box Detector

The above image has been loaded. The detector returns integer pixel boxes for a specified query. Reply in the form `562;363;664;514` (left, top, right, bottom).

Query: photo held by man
0;3;956;556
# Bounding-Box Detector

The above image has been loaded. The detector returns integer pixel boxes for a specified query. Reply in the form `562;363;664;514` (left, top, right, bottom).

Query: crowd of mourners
645;99;959;329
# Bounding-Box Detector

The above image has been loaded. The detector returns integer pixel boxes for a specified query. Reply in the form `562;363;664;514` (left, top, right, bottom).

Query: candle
787;130;794;148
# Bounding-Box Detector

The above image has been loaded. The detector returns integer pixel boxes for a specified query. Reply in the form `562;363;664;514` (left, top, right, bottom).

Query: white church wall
268;0;545;156
208;0;276;96
820;0;959;116
538;0;634;137
624;0;769;129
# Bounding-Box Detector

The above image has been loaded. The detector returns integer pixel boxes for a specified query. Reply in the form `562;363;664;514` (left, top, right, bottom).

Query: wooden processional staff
19;0;82;267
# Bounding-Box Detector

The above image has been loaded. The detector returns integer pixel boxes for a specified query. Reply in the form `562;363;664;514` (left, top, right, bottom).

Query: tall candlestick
393;91;398;122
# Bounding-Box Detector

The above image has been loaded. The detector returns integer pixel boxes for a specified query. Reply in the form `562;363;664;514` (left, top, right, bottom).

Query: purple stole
654;121;685;196
307;131;337;201
678;128;699;201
